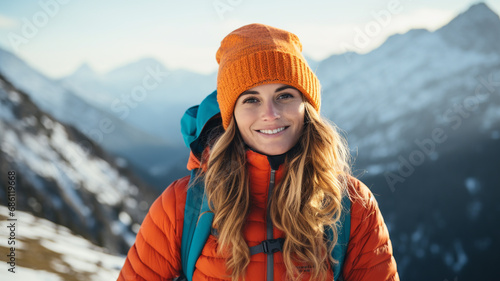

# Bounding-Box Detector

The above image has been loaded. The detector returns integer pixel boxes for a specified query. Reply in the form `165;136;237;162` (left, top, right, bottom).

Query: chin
259;145;291;156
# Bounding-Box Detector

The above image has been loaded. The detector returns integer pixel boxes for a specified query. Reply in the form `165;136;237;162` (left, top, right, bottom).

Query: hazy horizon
0;0;498;78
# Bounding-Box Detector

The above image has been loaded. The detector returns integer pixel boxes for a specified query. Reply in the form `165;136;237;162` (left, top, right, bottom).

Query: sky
0;0;498;78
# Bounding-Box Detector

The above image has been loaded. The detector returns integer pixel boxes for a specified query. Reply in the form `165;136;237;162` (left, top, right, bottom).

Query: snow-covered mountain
0;48;187;189
317;2;500;170
60;63;113;107
438;2;500;54
0;73;158;255
60;57;217;145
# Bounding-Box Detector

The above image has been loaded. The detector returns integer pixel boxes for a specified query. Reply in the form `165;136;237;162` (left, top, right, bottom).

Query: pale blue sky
0;0;498;78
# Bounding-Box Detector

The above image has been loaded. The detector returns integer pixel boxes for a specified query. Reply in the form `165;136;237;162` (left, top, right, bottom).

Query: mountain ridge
0;47;185;189
436;2;500;54
0;72;158;254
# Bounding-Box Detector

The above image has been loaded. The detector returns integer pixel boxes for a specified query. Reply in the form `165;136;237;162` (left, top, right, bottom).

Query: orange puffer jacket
118;150;399;280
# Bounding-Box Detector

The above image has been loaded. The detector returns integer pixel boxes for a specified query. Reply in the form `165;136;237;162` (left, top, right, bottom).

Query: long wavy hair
203;102;352;281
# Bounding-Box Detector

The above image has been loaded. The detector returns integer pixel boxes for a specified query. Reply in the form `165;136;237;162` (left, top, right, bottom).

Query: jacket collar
245;149;287;171
186;145;288;172
246;149;286;206
186;146;288;205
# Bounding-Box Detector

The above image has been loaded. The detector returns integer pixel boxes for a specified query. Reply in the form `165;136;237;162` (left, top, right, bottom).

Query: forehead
240;83;300;97
247;83;289;92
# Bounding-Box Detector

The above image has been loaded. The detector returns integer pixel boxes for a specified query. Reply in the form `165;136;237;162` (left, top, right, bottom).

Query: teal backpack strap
328;193;351;281
179;90;220;281
180;169;214;281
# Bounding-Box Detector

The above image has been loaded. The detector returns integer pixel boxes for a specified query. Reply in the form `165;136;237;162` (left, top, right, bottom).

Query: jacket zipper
266;169;276;281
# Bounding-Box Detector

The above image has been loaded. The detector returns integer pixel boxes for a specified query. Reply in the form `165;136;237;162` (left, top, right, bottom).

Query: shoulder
154;175;190;221
157;176;190;210
346;175;379;218
343;176;399;280
345;175;387;238
119;176;191;280
145;176;190;237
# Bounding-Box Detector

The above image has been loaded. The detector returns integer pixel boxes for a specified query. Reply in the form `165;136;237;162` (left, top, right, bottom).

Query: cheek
288;103;305;124
234;108;252;132
234;112;254;146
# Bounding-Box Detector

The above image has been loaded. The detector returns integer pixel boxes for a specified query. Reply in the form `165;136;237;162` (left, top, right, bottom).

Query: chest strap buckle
249;238;285;255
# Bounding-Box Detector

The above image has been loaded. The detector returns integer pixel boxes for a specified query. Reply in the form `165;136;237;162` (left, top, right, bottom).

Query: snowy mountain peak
459;2;500;23
436;2;500;54
380;28;430;50
104;57;168;82
62;63;102;84
72;63;98;77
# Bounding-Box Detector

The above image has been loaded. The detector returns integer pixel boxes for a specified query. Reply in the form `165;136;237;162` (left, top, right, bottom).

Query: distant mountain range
0;73;158;254
0;2;498;280
59;57;216;145
0;49;194;189
317;2;500;171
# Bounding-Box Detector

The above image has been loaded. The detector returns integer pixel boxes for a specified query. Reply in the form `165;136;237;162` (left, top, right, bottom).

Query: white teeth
259;127;285;135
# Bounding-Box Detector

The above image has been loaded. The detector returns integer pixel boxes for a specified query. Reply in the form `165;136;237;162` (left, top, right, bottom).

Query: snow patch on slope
0;206;124;280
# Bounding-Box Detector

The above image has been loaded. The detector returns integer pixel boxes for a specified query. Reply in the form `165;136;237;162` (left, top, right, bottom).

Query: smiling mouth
258;126;287;135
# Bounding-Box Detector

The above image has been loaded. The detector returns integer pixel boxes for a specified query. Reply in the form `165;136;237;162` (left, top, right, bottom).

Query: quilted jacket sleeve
117;176;189;281
342;178;399;281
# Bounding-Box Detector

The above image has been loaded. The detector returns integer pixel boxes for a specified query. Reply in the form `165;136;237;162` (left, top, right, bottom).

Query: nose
261;100;280;120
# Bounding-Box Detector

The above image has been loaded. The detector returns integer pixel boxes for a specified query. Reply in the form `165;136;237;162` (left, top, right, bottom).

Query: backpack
179;91;351;281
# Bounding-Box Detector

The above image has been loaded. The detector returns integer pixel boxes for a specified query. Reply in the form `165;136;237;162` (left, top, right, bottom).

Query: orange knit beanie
216;23;321;129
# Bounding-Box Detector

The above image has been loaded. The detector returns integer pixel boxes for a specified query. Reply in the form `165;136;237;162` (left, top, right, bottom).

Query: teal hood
180;90;221;157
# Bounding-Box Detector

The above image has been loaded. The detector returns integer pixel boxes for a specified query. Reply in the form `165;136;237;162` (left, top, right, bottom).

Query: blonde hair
204;102;352;280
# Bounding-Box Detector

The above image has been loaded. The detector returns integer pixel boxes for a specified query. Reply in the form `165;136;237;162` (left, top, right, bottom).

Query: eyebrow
240;85;298;96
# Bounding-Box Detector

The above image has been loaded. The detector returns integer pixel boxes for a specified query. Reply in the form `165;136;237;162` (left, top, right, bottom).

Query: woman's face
234;83;305;156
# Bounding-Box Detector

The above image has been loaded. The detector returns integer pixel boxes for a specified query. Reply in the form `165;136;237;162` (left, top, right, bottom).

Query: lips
258;126;287;135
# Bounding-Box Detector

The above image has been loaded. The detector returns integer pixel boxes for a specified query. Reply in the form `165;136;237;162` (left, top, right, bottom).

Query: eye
277;93;294;100
242;96;259;104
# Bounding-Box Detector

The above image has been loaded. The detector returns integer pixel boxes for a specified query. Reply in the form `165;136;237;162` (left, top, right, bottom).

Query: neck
245;146;294;170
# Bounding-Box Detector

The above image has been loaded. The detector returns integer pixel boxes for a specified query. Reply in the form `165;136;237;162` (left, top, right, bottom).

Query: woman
118;23;399;281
